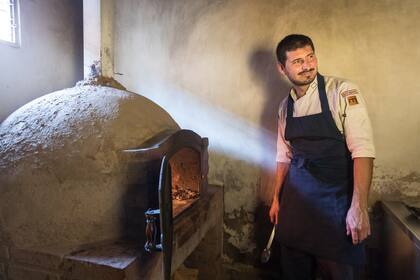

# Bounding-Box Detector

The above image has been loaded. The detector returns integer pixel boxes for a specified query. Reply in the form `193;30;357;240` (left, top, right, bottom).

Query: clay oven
0;84;218;279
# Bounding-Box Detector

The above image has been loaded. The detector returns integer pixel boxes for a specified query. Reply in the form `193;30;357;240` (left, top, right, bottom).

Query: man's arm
346;157;373;244
269;162;290;224
337;81;375;244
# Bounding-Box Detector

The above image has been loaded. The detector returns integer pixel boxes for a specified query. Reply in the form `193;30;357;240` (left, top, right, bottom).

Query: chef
269;34;375;280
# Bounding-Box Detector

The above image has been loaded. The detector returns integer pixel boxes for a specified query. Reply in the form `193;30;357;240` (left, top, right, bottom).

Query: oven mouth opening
169;147;201;217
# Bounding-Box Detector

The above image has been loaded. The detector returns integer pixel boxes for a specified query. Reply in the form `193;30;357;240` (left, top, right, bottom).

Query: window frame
0;0;20;48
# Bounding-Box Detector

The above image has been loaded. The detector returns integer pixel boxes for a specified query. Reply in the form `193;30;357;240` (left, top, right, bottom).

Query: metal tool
261;225;276;263
144;209;162;252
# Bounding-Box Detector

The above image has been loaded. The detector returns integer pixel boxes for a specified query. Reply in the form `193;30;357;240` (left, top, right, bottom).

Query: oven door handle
144;208;162;252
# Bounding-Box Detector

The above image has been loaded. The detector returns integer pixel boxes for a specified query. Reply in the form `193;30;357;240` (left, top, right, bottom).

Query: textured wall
0;0;83;122
114;0;420;263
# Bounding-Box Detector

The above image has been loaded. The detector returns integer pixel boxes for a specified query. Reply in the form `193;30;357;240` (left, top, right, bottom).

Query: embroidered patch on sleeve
347;95;359;105
341;89;359;97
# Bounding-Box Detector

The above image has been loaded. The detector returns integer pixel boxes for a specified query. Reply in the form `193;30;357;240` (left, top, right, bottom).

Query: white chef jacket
276;75;375;163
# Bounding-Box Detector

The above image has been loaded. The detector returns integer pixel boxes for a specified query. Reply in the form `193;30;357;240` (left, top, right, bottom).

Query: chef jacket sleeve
276;99;292;163
338;82;376;159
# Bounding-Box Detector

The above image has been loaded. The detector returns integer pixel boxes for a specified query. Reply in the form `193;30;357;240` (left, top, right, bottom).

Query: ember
172;186;199;200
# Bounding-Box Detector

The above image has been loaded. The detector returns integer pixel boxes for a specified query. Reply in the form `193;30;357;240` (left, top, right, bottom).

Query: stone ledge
61;257;126;280
8;264;60;280
10;247;65;270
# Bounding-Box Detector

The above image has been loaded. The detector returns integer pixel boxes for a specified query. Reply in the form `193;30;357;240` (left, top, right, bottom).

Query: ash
172;186;199;201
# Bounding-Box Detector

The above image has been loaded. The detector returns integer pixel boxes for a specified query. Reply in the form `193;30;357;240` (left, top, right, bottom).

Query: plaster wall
114;0;420;263
0;0;83;122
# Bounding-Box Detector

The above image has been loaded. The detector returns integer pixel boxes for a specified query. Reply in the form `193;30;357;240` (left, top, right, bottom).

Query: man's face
278;45;318;86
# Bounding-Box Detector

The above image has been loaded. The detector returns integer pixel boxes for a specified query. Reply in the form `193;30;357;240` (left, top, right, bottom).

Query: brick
8;265;60;280
0;262;6;274
10;247;63;269
0;246;9;260
62;258;124;280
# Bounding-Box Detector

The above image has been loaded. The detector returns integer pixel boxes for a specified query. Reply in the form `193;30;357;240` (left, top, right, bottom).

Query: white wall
0;0;83;122
115;0;420;263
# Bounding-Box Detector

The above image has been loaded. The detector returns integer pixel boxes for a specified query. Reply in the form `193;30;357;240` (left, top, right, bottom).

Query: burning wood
172;186;199;200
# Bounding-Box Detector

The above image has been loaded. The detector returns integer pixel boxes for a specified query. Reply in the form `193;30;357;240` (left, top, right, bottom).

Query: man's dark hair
276;34;315;65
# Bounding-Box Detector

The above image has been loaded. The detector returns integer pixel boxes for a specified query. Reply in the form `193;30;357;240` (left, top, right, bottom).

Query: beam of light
126;79;278;173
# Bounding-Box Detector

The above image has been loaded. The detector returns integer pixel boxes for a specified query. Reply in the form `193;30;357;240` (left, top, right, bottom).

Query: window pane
0;0;13;43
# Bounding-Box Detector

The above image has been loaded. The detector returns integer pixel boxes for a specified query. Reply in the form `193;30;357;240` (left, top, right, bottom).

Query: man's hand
345;204;371;245
347;157;373;245
269;199;279;224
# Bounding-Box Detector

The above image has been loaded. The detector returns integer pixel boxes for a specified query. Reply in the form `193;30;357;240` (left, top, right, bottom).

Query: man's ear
277;63;286;75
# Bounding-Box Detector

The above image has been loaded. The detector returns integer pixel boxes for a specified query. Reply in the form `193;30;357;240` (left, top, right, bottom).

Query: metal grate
0;0;19;46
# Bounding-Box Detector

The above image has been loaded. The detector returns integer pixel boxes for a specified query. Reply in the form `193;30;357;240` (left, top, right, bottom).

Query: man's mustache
298;69;315;75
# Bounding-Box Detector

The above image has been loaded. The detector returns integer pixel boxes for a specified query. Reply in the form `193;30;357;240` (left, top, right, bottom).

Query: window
0;0;19;46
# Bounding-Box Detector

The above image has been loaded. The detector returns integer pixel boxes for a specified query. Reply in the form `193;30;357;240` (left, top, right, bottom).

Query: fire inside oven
170;147;201;214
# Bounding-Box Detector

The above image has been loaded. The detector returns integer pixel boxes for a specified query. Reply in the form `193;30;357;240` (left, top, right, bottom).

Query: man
269;34;375;280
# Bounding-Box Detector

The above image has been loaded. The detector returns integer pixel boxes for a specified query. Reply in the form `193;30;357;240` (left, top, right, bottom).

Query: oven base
1;185;223;280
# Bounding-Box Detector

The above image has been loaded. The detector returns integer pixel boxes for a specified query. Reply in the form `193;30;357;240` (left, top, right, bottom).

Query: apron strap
287;95;294;118
287;73;327;118
317;74;345;140
317;74;330;114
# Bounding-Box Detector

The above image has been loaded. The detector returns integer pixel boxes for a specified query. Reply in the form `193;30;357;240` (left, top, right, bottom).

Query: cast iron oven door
123;129;208;280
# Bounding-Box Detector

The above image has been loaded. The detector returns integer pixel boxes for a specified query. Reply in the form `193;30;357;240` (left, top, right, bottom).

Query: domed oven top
0;85;181;249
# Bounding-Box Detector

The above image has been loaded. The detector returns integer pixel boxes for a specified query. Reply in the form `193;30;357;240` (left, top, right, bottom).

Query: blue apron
276;74;365;265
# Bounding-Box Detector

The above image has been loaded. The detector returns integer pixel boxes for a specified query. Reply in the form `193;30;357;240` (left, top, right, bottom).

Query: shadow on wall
248;48;290;206
219;48;289;268
212;47;290;269
249;48;290;272
249;48;289;133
